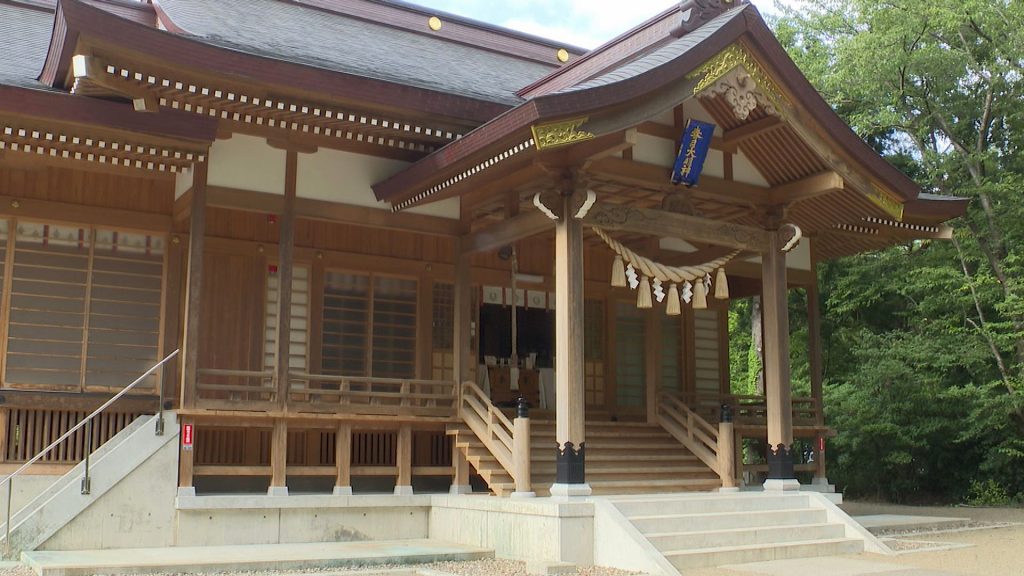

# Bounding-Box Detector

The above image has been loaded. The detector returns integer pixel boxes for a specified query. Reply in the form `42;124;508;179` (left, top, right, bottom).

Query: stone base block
332;485;353;496
177;486;197;499
510;491;536;499
267;486;289;497
394;485;414;496
449;484;472;495
763;478;801;492
549;483;592;499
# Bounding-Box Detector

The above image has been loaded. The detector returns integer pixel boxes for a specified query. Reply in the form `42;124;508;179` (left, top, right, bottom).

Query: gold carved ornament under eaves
531;117;596;150
687;44;788;119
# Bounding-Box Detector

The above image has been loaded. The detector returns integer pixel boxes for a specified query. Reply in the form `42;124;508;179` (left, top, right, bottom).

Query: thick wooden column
806;244;829;484
178;417;194;495
552;193;589;496
276;150;298;408
453;239;473;392
180;162;208;409
269;419;288;495
334;423;352;495
762;231;796;489
450;438;471;494
395;424;413;495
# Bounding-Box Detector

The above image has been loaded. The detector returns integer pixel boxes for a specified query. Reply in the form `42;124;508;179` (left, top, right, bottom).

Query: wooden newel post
717;404;737;490
512;396;535;498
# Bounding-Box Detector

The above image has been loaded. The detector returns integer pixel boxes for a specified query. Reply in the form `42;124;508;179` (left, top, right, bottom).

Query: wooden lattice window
320;272;417;379
263;265;310;371
431;282;454;381
615;302;646;407
694;309;722;393
661;314;682;392
4;221;165;391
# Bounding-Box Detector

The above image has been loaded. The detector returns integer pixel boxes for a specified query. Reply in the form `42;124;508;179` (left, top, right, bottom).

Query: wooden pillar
453;240;473;394
276;150;298;408
717;418;737;489
417;278;434;379
512;400;534;497
806;244;829;484
762;231;796;488
552;192;589;496
644;308;661;424
334;423;352;495
180;162;208;409
450;436;471;494
395;424;413;495
681;304;697;402
269;419;288;495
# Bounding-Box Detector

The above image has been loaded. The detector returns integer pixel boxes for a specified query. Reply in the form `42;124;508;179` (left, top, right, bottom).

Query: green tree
773;0;1024;500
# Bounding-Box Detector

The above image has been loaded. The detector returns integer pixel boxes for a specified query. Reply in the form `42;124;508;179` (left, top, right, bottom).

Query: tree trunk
751;296;765;396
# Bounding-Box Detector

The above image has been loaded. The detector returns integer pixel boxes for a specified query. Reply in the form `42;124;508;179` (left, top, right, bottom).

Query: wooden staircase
448;420;721;496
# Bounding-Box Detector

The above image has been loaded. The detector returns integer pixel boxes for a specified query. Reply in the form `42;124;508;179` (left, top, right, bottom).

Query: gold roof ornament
556;49;570;63
428;16;442;31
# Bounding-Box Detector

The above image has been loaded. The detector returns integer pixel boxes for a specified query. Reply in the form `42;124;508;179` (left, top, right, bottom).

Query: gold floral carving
531;117;595;150
688;44;788;116
867;185;905;221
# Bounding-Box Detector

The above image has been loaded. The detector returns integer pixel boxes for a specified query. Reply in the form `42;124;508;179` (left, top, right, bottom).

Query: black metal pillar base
766;443;795;479
555;441;585;484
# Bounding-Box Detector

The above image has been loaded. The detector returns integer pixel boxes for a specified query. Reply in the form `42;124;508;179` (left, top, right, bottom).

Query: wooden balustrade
196;369;276;409
287;373;456;417
687;392;821;428
460;381;515;474
657;391;722;477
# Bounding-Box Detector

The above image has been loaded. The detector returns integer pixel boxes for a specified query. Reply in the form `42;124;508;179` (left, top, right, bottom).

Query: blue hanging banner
670;119;716;187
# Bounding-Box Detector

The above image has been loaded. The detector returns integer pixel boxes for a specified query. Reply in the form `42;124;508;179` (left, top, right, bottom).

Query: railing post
155;369;166;436
80;419;93;495
717;404;737;491
511;397;534;498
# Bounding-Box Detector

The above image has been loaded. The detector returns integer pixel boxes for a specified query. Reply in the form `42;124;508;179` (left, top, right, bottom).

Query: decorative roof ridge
254;0;587;66
518;1;752;99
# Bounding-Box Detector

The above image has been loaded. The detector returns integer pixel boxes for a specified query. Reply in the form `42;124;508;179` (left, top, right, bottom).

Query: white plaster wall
208;134;287;194
659;237;699;253
174;166;193;199
297;148;459;220
40;436;178;550
633;134;675;168
429;496;594;565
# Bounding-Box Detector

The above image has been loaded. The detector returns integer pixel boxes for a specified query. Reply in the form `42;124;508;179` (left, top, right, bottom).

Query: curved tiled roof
155;0;559;106
0;3;57;90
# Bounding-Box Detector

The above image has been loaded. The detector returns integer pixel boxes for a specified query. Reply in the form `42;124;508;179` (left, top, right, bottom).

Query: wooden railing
657;391;721;475
196;369;275;407
287;374;456;417
688;393;821;428
459;381;516;478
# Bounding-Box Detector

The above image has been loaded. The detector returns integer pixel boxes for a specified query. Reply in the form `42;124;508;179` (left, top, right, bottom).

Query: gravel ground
0;559;642;576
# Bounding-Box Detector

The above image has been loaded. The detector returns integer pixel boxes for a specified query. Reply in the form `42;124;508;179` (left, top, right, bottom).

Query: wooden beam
583;201;770;251
460;210;553;255
180;162;207;409
768;171;844;204
721;116;783;146
205;185;462;237
636;122;733;152
563;129;637;168
72;55;158;112
586;157;772;206
0;194;172;232
276;150;298;409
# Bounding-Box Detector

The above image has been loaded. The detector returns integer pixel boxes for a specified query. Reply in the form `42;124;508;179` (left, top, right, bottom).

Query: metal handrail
1;349;179;557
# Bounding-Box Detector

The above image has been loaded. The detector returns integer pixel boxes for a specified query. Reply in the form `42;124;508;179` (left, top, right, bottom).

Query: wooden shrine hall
0;0;967;500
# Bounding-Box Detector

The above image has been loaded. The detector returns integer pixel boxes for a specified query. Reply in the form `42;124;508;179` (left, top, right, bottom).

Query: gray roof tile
0;3;56;90
157;0;557;105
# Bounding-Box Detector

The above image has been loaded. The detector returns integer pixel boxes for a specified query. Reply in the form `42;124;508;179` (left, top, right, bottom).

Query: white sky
413;1;795;49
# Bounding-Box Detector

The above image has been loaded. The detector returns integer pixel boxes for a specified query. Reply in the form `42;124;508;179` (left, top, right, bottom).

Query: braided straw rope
592;226;739;283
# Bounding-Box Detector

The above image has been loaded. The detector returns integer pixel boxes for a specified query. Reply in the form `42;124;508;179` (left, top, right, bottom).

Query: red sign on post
182;423;194;450
818;437;825;453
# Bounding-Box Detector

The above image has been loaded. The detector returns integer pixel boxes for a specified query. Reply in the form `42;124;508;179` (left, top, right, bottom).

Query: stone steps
609;493;865;571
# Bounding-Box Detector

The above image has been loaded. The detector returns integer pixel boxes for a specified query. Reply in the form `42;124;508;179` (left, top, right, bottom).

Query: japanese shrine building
0;0;966;571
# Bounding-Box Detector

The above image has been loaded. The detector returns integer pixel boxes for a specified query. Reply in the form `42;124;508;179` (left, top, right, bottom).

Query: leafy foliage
729;0;1024;502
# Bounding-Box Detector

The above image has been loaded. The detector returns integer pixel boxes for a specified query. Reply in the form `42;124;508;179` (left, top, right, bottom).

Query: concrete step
614;494;811;517
665;537;863;570
629;507;828;533
647;522;847;551
21;539;493;576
